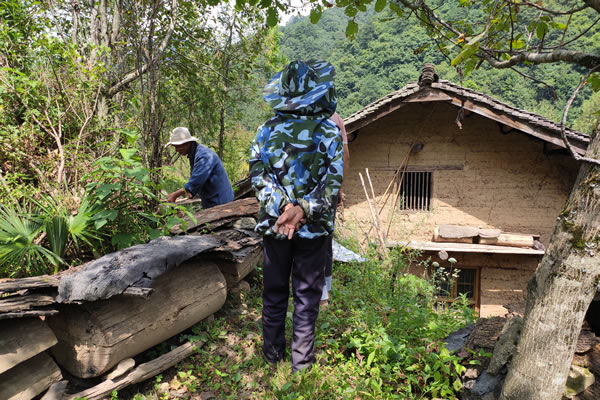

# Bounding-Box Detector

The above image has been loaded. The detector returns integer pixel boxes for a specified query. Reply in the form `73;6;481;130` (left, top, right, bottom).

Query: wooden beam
391;240;545;255
346;100;409;134
373;165;464;172
66;340;204;400
0;310;59;320
448;97;587;155
405;91;452;102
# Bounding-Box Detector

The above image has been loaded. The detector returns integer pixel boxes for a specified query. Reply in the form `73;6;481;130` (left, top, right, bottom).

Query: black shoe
262;344;283;365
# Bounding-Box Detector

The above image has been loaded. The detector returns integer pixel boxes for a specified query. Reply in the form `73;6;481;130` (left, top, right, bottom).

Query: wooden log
0;352;62;400
171;198;260;234
433;226;475;244
67;340;203;400
212;245;263;287
0;318;58;374
47;260;227;378
479;233;534;248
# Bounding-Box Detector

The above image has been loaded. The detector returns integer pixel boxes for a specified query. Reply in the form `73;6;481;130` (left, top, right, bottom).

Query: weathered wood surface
40;380;69;400
214;245;263;287
57;235;222;303
48;260;227;378
67;340;204;400
0;318;58;374
40;381;68;400
0;275;59;294
0;294;55;312
0;309;59;320
171;197;259;234
0;352;62;400
479;232;535;248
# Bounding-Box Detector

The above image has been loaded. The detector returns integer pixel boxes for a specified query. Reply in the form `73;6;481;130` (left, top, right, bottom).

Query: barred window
399;171;432;211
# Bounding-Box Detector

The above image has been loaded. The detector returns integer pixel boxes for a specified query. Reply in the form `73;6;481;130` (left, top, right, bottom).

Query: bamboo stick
359;172;387;256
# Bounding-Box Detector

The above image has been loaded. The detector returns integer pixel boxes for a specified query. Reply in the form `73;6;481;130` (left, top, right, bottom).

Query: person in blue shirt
165;127;234;208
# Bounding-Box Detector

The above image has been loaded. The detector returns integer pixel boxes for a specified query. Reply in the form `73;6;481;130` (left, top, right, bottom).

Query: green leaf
119;148;138;163
366;351;376;368
451;43;479;66
148;229;162;240
346;20;358;39
266;7;278;27
309;8;322;24
535;22;548;40
389;2;403;16
112;233;134;249
587;73;600;92
374;0;387;13
344;6;358;18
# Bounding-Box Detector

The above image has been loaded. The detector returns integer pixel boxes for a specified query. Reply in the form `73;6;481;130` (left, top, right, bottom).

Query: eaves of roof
344;80;590;156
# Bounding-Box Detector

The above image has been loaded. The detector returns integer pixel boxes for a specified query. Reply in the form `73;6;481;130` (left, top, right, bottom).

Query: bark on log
171;197;259;234
0;318;58;374
0;352;62;400
40;380;68;400
56;235;222;303
48;260;226;378
67;340;203;400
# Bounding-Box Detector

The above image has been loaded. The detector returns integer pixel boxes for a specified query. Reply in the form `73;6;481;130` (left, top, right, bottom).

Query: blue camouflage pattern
263;60;337;116
251;60;343;239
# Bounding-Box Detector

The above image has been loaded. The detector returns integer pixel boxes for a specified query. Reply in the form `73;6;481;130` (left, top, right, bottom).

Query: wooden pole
359;172;387;256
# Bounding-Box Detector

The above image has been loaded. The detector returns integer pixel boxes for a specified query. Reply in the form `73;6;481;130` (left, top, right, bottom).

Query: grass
118;246;475;400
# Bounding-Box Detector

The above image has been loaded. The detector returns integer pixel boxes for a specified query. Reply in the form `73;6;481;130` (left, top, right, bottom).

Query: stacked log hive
0;197;263;397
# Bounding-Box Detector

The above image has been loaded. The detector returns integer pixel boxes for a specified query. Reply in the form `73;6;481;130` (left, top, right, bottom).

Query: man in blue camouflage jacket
249;60;344;373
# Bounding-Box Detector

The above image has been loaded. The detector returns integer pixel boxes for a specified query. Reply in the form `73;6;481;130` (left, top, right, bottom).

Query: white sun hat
165;127;199;147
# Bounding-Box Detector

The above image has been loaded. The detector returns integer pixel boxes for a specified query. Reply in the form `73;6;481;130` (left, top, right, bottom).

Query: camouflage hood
263;60;337;117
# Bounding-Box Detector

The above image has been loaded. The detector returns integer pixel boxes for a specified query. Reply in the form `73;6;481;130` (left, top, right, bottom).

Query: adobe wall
342;101;579;245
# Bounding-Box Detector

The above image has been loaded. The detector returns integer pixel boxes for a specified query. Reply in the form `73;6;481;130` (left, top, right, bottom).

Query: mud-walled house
341;64;590;317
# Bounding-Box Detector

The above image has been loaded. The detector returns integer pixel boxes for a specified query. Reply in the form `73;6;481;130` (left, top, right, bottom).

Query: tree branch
507;0;588;15
584;0;600;14
480;48;600;69
104;0;178;98
560;65;600;165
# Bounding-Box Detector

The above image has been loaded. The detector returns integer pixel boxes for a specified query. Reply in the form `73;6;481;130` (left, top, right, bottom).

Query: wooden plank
0;318;58;374
49;261;227;378
391;240;545;255
67;340;204;400
373;165;464;171
405;91;452;102
0;310;59;320
0;294;55;312
0;352;62;400
0;275;59;294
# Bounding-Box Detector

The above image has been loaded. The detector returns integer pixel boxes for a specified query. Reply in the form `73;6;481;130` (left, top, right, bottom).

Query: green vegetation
279;4;600;131
118;248;476;400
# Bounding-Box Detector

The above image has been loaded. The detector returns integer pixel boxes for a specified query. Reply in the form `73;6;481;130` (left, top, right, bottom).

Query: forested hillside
279;4;600;134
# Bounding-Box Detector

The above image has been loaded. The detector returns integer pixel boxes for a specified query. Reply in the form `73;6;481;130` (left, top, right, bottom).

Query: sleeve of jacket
249;127;290;219
297;135;344;222
184;147;214;196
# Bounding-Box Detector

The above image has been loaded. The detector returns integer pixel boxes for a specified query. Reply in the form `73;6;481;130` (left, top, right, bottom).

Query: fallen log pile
0;197;262;400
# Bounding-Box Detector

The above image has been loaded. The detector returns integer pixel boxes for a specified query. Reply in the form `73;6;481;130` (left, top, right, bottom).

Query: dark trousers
262;234;327;372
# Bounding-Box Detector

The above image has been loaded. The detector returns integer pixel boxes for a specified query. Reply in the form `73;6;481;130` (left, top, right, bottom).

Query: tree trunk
500;123;600;400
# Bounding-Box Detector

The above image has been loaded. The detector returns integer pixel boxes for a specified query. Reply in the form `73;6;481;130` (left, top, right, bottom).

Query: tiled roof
344;79;590;155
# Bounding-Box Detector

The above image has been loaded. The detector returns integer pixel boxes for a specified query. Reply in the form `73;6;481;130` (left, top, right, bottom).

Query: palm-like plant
0;204;62;277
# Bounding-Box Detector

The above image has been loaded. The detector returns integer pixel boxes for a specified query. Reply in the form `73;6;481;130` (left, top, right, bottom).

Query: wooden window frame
431;265;480;312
